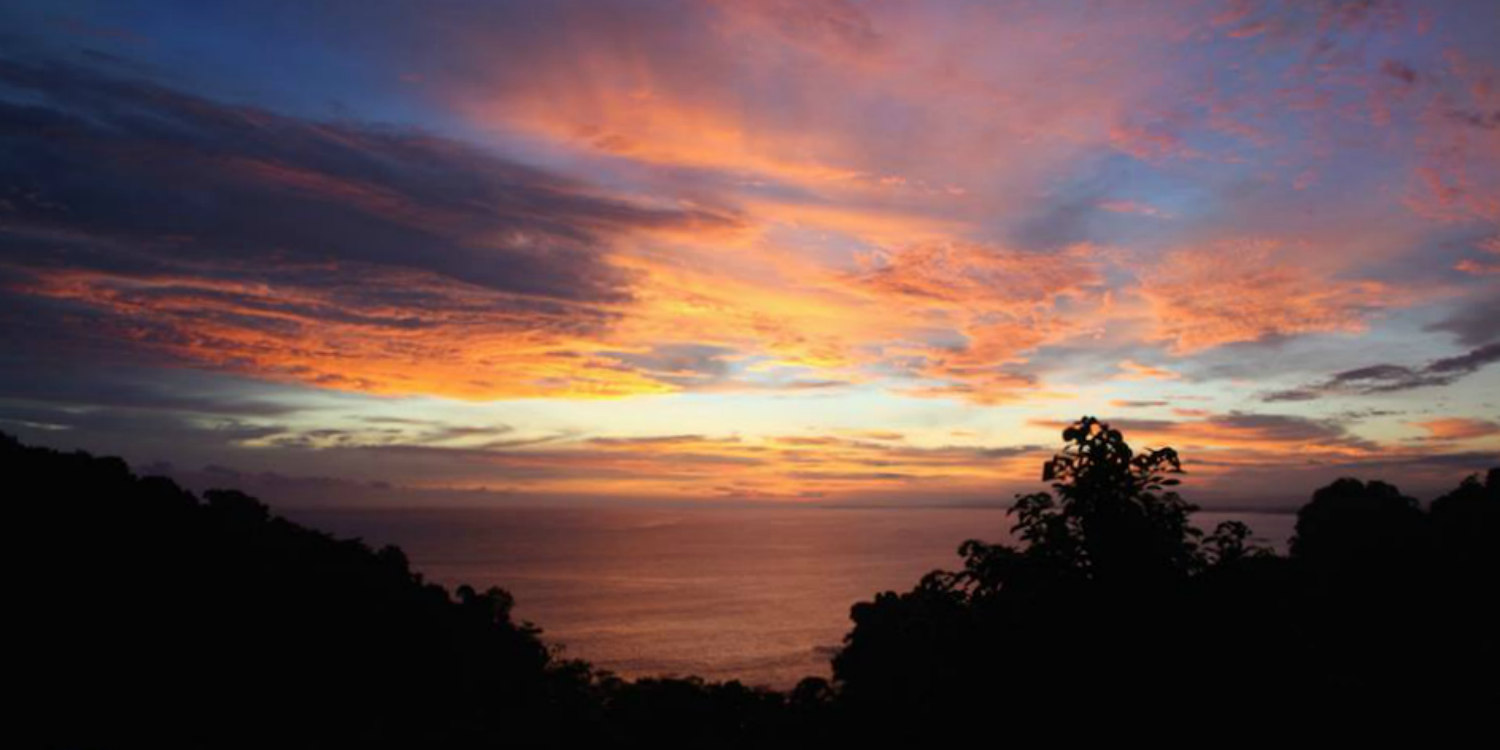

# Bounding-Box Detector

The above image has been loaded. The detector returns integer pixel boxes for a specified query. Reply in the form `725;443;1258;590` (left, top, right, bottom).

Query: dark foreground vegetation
9;418;1498;747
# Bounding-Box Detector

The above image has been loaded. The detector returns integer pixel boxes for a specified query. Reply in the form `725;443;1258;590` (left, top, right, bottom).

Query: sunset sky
2;0;1497;508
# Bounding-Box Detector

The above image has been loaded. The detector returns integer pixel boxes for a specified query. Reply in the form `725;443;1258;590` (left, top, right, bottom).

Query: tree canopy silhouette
7;418;1497;746
830;416;1498;739
988;415;1201;584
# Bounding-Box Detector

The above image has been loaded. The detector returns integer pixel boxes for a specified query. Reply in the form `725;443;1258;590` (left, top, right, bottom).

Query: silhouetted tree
1006;416;1201;584
1426;468;1500;705
1290;477;1426;565
1430;467;1500;568
830;416;1500;737
832;417;1235;735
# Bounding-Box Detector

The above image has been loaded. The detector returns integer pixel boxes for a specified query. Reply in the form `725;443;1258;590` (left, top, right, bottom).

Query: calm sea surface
288;506;1295;689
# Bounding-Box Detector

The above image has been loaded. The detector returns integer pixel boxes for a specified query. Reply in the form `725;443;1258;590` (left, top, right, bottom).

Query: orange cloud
1139;240;1397;354
1115;360;1180;381
1412;418;1500;442
606;250;877;374
1455;237;1500;276
590;239;1111;406
19;265;675;400
848;242;1108;403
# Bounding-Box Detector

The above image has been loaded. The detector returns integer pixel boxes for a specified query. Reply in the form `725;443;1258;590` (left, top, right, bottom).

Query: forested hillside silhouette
8;418;1497;747
6;433;802;749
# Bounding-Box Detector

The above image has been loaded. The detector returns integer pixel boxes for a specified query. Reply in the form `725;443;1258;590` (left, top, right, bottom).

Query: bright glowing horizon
1;0;1497;507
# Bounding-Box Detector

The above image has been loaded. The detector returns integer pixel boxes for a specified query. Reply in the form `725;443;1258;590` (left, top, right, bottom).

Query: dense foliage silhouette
829;417;1498;737
8;417;1497;746
6;433;805;749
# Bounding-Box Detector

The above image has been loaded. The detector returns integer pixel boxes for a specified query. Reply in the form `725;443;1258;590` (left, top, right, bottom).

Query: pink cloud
1139;240;1401;354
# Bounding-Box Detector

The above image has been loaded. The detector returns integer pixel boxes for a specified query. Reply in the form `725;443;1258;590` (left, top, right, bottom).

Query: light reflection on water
289;507;1295;689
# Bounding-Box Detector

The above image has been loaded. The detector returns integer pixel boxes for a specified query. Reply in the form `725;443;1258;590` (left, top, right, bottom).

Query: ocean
287;506;1296;689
